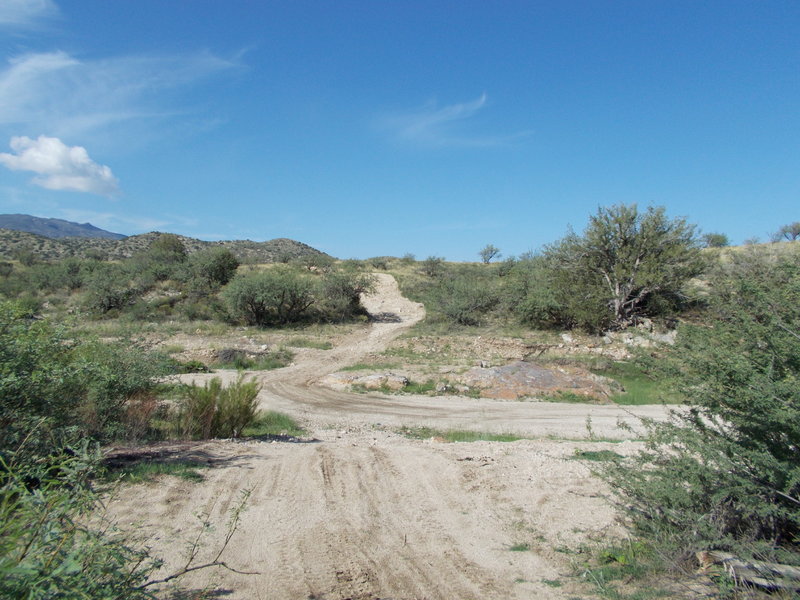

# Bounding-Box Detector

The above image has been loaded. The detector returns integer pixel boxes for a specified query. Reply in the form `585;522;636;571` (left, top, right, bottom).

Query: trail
109;273;669;599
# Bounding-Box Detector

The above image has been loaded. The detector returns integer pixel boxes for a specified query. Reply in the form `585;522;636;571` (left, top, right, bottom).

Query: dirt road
109;274;669;599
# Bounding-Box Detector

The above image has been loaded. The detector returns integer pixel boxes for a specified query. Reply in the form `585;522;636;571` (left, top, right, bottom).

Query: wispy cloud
0;0;58;28
0;49;239;141
0;135;119;197
379;94;531;148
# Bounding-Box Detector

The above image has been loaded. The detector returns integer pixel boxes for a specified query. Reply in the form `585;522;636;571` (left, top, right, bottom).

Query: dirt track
108;274;670;599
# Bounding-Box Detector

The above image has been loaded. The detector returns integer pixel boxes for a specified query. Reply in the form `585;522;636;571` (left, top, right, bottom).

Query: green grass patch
591;361;680;405
397;426;524;443
572;449;624;462
404;379;436;394
242;411;305;437
215;348;294;370
106;460;208;483
575;541;673;600
508;543;530;552
285;337;333;350
541;579;562;588
542;390;603;403
339;362;400;371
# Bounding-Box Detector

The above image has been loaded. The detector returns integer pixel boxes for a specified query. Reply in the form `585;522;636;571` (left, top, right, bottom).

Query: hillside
0;214;126;239
0;229;329;263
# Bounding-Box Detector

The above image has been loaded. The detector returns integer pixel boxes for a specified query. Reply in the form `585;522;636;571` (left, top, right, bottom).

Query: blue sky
1;1;798;260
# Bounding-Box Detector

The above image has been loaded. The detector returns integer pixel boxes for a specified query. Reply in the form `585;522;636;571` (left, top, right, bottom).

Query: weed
285;337;333;350
175;374;261;439
404;379;437;394
543;391;603;404
162;344;185;354
574;541;674;600
542;579;563;587
242;411;305;438
340;362;400;371
397;426;524;443
509;543;531;552
572;450;624;462
107;460;208;483
215;348;294;370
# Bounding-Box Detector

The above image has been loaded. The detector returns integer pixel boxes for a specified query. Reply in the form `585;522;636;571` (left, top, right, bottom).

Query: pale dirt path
109;274;670;599
178;272;668;439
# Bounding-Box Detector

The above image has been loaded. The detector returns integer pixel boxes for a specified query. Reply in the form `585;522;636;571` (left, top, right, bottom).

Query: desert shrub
188;246;240;287
369;257;389;270
83;264;140;314
543;204;702;332
32;257;95;293
221;267;317;326
176;374;261;439
0;445;156;600
128;233;188;283
295;253;334;272
701;232;730;248
214;348;293;370
0;261;12;278
503;255;565;328
69;340;170;440
84;248;107;261
432;272;498;326
13;246;37;267
215;374;261;438
0;301;167;458
421;256;445;278
604;247;800;564
318;270;375;321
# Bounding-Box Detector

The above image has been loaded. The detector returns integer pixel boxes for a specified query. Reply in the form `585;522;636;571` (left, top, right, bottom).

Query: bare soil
107;274;671;599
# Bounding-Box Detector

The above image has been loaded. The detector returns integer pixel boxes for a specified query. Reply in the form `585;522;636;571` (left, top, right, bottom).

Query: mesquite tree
544;204;702;331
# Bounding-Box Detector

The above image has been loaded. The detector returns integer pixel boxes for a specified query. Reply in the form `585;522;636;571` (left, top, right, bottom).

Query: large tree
545;204;702;331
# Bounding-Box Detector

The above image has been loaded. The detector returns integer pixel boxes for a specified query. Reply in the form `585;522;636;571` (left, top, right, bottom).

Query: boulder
458;360;621;401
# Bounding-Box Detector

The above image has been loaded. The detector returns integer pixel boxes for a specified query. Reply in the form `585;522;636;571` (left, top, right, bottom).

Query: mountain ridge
0;214;127;240
0;216;328;263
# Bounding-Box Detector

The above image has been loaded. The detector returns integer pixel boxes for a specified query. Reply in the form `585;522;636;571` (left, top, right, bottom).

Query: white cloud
0;50;238;140
0;0;58;27
380;94;531;148
0;135;119;196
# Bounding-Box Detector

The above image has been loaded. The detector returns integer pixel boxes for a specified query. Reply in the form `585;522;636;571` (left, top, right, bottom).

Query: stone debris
320;372;409;391
458;360;622;401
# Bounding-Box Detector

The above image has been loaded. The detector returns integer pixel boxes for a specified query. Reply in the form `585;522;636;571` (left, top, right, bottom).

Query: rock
561;333;574;343
319;372;409;391
458;360;621;401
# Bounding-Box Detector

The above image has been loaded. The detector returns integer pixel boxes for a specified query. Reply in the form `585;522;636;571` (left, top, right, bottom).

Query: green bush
188;246;240;287
0;301;167;457
176;374;261;439
317;270;375;321
421;256;445;278
604;246;800;564
0;445;155;600
83;264;140;314
543;204;702;332
432;273;498;326
221;267;316;326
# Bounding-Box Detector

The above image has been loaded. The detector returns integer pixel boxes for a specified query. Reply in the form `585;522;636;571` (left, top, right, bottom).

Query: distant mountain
0;214;126;240
0;228;330;263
